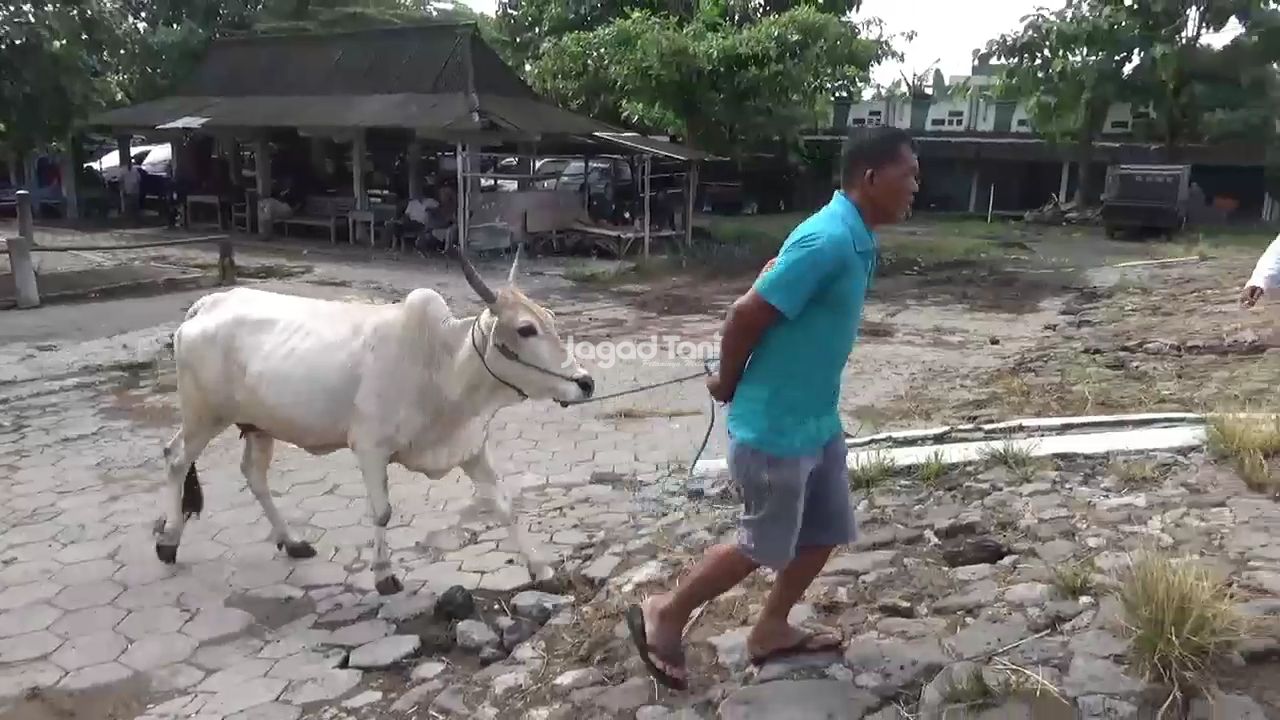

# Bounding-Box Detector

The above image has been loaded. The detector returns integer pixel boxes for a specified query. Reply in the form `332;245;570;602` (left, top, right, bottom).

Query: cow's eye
517;324;538;338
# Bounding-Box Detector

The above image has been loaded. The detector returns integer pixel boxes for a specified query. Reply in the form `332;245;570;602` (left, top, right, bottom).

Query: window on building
1110;120;1131;130
947;111;964;118
1133;110;1151;120
1016;119;1029;127
850;118;866;126
930;118;946;127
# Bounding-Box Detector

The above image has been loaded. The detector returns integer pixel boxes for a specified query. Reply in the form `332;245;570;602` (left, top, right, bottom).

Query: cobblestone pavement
0;243;738;718
0;224;1079;719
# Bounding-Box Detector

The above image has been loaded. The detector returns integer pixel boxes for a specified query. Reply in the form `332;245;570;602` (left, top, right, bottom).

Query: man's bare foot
746;619;842;664
639;595;688;685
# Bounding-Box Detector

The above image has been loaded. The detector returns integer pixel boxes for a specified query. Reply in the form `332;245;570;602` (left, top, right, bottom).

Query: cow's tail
182;463;204;519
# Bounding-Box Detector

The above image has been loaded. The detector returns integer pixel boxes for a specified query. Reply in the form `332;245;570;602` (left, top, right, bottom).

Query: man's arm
1243;233;1280;307
708;233;839;402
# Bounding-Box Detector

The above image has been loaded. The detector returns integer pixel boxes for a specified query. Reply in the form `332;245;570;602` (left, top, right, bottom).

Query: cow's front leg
461;447;555;583
356;453;401;595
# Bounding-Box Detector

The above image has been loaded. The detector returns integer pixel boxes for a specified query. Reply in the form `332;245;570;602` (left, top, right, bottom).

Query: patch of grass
1110;459;1165;490
915;450;948;488
979;440;1043;481
942;665;998;706
1117;551;1246;710
1053;558;1098;599
1205;413;1280;496
850;450;896;492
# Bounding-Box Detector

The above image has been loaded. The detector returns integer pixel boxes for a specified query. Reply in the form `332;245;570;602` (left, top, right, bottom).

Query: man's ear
865;168;875;185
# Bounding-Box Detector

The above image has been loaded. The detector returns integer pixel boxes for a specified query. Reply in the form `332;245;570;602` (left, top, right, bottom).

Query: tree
986;1;1139;206
1117;0;1278;158
524;4;892;155
0;0;132;161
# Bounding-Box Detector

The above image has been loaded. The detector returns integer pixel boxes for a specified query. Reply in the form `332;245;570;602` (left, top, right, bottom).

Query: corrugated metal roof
86;23;620;138
589;132;712;161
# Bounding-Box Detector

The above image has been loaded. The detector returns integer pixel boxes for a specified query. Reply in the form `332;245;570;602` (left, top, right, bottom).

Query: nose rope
472;319;721;484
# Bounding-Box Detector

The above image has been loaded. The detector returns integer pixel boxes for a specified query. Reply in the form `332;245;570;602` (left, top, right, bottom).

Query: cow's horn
457;246;497;305
507;243;522;285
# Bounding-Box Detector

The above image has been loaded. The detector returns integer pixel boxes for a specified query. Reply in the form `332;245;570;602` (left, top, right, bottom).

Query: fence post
217;237;236;286
8;191;41;308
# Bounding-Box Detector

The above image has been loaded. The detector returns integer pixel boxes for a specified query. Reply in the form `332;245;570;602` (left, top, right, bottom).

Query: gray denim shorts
727;433;857;571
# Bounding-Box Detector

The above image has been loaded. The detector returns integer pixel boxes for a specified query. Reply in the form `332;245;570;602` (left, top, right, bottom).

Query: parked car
86;143;171;182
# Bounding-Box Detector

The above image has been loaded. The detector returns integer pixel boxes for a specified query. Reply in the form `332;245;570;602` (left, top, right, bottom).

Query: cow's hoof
155;543;178;564
375;576;404;596
279;541;317;559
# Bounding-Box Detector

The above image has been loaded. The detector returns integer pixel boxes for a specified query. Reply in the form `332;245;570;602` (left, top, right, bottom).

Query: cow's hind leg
462;448;555;583
356;453;401;595
156;420;224;563
241;431;315;559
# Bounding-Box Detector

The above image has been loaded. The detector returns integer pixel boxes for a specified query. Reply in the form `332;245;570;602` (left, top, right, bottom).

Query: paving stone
844;636;948;698
281;669;363;704
57;661;135;690
226;702;303;720
945;618;1029;659
377;590;438;621
52;581;123;611
512;591;573;624
328;619;393;647
0;581;62;610
266;649;347;680
582;555;622;581
1003;582;1055;606
478;565;532;591
0;661;65;700
411;660;449;682
719;679;878;720
199;661;278;693
348;635;421;669
119;632;199;671
0;603;63;638
117;607;190;639
49;630;128;671
457;619;500;651
149;663;207;692
0;630;64;663
202;677;289;716
183;606;256;642
1062;655;1145;698
553;668;605;691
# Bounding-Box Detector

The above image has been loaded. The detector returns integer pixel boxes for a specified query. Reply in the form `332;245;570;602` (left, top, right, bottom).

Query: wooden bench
274;195;355;244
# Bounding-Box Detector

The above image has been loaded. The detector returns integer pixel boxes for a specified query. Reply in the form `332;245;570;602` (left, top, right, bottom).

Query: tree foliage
523;3;892;154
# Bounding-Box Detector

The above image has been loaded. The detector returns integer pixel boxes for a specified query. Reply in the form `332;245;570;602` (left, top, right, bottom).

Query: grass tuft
850;450;896;492
1205;413;1280;496
915;449;948;488
979;440;1043;481
1110;459;1165;489
1052;558;1097;599
1117;551;1246;711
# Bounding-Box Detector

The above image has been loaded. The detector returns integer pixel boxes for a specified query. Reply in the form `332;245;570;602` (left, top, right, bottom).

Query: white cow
154;248;595;594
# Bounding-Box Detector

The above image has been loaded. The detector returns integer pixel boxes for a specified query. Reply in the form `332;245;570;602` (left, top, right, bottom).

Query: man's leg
632;440;814;684
748;434;855;658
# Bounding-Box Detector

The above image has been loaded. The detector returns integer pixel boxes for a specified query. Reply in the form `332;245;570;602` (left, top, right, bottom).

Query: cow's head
459;245;595;404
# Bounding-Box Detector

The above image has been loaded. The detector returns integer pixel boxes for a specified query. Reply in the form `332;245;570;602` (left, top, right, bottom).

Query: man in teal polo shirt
627;127;919;689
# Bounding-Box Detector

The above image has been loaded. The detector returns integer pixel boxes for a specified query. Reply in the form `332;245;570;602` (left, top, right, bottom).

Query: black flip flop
624;604;688;691
748;629;844;666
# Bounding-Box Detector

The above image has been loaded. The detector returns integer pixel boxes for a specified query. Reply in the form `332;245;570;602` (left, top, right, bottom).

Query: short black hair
840;127;915;189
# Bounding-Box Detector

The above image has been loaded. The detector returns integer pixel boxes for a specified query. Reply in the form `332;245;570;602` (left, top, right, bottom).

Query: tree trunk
1073;134;1095;207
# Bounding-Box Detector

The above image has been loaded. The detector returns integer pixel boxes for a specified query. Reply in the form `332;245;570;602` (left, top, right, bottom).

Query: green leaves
526;5;892;154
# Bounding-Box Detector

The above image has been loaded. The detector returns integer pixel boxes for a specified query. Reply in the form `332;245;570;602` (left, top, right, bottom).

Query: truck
1100;163;1192;240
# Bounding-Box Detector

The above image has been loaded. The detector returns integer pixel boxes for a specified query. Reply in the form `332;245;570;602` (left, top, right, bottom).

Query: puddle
226;592;318;632
1;674;154;720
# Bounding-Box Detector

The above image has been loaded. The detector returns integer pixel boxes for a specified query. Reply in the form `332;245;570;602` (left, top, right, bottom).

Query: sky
456;0;1245;90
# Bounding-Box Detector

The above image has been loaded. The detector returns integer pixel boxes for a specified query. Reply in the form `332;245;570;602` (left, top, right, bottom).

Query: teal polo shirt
726;191;878;457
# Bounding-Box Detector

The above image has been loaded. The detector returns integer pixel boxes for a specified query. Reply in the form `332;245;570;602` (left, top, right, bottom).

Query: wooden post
407;138;422;199
684;161;699;251
987;183;995;223
253;138;272;238
968;165;980;214
60;136;80;221
643;154;652;261
351;130;368;211
455;141;467;251
116;135;132;218
9;191;40;308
